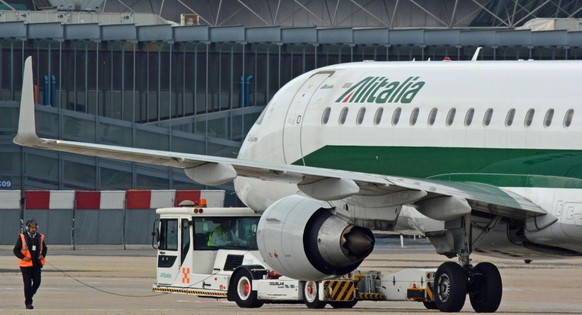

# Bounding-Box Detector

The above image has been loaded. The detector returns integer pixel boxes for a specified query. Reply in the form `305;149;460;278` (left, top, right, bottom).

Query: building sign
0;180;12;189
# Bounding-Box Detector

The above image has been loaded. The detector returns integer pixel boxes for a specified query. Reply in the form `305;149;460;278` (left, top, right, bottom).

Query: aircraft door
156;218;181;285
283;71;333;165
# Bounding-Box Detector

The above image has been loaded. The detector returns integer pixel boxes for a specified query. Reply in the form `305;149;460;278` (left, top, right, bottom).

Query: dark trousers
20;266;41;306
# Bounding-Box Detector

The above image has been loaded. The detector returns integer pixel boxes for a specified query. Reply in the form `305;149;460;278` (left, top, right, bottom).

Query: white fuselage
235;60;582;255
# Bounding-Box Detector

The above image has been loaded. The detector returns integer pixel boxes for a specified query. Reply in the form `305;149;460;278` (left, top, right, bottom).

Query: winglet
13;56;40;146
471;47;482;61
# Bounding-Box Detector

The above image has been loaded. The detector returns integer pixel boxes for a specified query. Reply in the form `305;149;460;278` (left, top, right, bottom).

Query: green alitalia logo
336;76;425;104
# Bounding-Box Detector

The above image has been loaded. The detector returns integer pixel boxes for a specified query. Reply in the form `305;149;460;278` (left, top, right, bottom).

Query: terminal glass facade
1;26;581;193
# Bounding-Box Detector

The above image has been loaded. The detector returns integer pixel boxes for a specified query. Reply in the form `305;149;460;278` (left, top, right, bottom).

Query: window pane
525;109;535;127
483;108;493;126
392;107;401;125
321;107;331;124
544;109;554;127
410;108;419;126
446;108;456;126
428;108;437;126
339;107;348;125
356;107;366;125
564;109;574;127
465;108;474;126
160;219;178;251
373;107;384;125
505;108;516;127
181;219;190;262
194;217;259;250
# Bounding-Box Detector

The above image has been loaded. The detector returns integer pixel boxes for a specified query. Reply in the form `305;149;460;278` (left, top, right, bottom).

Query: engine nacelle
257;195;375;280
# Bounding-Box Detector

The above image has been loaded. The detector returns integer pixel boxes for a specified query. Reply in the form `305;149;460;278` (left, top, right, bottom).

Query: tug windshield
193;217;259;250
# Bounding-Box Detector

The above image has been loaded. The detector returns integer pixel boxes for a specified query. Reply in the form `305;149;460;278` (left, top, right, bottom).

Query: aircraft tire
434;262;467;312
230;268;263;308
302;280;326;309
329;300;358;308
469;262;502;313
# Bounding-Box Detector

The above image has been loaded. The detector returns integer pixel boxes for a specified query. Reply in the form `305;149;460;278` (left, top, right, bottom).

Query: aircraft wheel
303;280;326;309
434;262;467;312
469;262;502;313
329;300;357;308
230;268;263;308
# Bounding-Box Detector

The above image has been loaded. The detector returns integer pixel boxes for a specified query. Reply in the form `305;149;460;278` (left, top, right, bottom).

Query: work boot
25;304;34;309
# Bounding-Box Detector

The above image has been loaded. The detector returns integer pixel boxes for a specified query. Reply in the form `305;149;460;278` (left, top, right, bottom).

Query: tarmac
1;241;582;315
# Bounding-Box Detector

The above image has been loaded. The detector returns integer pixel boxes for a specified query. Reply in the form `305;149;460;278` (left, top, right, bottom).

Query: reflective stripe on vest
18;233;45;267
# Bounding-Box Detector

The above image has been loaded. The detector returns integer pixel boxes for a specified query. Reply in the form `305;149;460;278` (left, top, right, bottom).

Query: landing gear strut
433;215;503;313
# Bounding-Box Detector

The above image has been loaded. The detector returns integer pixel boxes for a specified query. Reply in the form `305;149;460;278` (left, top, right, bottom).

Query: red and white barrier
0;190;21;209
19;190;225;210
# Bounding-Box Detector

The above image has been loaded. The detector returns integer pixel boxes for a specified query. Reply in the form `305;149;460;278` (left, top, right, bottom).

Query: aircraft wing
14;57;545;221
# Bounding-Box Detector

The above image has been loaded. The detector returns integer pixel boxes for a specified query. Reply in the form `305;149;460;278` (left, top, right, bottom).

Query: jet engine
257;195;375;280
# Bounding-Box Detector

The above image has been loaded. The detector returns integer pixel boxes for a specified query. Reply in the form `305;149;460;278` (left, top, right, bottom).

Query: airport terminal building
2;0;582;197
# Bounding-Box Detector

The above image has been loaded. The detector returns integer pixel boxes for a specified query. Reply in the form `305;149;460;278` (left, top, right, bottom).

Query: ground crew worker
13;219;47;310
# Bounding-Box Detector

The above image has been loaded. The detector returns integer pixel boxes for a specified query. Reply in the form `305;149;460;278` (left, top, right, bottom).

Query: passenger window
446;108;456;126
339;107;348;125
544;109;554;127
392;107;402;125
321;107;331;125
483;108;493;126
564;109;574;128
356;107;366;125
373;107;384;125
525;109;535;127
505;108;516;127
428;108;438;126
409;108;419;126
465;108;474;126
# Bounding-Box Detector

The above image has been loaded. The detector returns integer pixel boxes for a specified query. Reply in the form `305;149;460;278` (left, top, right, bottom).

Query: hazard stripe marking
357;293;384;300
153;287;227;297
323;280;355;301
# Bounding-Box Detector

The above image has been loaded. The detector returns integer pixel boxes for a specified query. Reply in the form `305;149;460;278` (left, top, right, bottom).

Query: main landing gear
433;261;502;312
432;216;503;313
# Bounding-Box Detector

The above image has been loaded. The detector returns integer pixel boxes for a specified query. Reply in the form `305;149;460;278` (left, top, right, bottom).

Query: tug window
427;108;438;126
339;107;348;125
564;109;574;128
483;108;493;127
465;108;475;126
194;217;259;251
544;109;554;127
446;108;456;126
525;109;535;127
373;107;384;125
181;219;190;263
321;107;331;124
505;108;516;127
409;108;419;126
392;107;402;125
159;219;178;251
356;107;366;125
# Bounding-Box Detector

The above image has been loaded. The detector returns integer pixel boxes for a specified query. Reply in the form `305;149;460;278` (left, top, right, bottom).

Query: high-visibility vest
207;227;225;247
18;233;45;268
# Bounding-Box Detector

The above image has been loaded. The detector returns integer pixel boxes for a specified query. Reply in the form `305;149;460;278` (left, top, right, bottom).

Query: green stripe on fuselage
296;146;582;188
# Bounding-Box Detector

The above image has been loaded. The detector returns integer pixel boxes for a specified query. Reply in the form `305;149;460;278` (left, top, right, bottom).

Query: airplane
14;56;582;313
